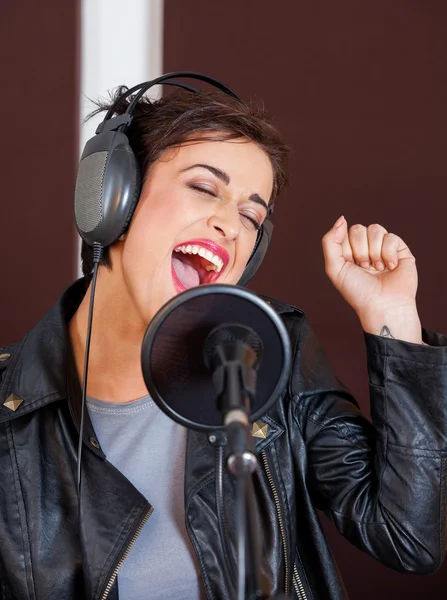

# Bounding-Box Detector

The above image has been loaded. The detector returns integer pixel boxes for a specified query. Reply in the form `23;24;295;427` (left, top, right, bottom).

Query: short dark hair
81;87;289;279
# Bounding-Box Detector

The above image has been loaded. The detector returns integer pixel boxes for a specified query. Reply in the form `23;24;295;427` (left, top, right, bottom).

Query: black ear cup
237;219;273;287
74;129;140;247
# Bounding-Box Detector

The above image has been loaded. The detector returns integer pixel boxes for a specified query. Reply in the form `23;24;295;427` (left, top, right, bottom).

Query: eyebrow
180;163;269;213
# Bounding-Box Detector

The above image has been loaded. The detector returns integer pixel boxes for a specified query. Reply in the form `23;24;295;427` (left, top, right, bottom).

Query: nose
207;205;240;241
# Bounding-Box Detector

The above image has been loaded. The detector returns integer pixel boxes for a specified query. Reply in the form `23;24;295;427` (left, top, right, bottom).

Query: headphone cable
76;242;103;496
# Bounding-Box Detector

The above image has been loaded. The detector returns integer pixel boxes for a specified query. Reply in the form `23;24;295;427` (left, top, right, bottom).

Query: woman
0;81;446;600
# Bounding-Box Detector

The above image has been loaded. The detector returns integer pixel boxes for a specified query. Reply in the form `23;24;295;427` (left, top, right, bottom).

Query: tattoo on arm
380;326;395;339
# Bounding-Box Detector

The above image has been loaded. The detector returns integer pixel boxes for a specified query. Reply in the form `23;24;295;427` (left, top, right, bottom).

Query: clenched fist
322;216;422;344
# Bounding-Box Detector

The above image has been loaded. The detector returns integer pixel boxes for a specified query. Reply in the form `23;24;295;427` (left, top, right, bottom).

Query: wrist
358;303;423;344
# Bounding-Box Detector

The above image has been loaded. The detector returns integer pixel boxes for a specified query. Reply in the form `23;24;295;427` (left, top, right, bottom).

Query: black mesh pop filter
141;285;291;431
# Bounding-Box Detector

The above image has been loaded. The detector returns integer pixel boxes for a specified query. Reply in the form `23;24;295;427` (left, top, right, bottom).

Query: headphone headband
99;72;243;134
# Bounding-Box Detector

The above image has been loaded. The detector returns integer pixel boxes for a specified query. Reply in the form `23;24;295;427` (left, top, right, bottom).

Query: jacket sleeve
292;318;447;574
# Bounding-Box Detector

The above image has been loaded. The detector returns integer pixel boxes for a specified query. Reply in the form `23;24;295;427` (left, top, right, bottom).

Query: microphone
203;322;263;414
204;323;264;476
203;323;263;373
140;284;291;431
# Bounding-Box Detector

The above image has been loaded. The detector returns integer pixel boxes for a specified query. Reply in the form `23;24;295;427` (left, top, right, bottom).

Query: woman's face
110;136;274;325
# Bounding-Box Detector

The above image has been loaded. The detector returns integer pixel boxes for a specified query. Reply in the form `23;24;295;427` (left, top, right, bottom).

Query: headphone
74;71;273;287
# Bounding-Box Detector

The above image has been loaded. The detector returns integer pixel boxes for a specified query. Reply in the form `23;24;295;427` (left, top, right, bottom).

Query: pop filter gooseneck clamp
141;284;292;600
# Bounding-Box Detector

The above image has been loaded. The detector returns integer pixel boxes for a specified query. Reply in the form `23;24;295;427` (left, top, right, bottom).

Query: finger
348;224;370;268
322;215;349;279
381;232;413;270
367;223;388;271
341;229;354;263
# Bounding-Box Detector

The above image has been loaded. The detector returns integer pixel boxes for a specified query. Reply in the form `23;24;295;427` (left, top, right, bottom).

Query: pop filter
141;284;291;431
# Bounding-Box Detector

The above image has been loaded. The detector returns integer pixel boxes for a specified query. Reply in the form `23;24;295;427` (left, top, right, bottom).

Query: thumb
322;216;349;279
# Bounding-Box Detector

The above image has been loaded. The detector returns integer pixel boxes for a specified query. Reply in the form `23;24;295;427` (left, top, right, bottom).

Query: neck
69;269;149;403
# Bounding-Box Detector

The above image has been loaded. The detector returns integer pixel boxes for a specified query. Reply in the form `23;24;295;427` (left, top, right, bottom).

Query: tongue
172;256;200;289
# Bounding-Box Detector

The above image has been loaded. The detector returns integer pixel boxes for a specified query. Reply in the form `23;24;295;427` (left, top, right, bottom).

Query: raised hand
322;216;422;343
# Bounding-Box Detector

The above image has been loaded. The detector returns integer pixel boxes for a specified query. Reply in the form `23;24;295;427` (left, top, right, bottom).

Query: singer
1;78;447;600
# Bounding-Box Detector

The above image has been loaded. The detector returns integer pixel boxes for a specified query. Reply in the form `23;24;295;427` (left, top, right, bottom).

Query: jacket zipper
101;506;154;600
260;450;307;600
292;563;308;600
260;450;290;593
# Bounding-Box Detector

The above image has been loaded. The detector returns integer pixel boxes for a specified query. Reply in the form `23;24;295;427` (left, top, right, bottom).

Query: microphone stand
212;341;289;600
226;412;262;600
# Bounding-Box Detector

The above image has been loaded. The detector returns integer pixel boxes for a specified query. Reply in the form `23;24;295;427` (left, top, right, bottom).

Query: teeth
174;244;224;273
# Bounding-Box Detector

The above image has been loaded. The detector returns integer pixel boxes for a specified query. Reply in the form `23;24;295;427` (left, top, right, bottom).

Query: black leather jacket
1;279;447;600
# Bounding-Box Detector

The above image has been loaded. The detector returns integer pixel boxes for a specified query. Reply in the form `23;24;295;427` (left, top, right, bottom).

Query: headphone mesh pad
74;151;108;233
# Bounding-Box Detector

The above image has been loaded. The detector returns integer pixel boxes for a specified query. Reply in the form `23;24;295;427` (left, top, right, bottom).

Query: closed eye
188;183;217;197
241;214;261;231
188;183;261;231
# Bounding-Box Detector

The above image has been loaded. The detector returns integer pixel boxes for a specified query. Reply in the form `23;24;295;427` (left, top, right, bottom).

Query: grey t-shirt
87;395;206;600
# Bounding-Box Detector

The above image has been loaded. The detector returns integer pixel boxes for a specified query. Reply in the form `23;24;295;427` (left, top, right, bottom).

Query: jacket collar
0;278;103;454
259;293;300;317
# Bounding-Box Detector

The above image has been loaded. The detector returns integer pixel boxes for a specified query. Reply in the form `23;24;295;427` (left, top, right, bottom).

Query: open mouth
171;240;229;292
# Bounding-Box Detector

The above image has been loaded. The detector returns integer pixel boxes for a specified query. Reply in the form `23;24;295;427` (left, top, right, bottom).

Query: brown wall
0;1;80;345
163;1;447;598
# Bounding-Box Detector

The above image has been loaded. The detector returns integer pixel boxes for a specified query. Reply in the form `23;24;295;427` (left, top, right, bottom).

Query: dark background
1;1;80;338
1;0;447;598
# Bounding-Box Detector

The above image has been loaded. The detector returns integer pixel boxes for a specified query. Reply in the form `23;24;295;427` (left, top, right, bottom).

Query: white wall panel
78;0;164;274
